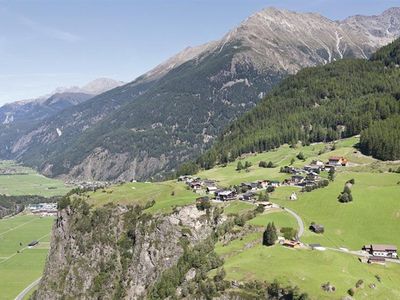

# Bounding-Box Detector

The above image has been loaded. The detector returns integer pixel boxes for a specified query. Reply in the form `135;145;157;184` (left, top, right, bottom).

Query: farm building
240;191;256;201
282;240;301;248
257;201;273;208
288;175;305;186
216;190;237;201
178;175;199;183
311;160;325;167
206;186;218;193
327;156;348;166
258;180;269;189
368;257;386;265
269;180;281;187
289;192;297;201
362;244;398;258
28;240;39;247
190;181;202;190
303;165;322;173
309;224;324;233
240;182;259;191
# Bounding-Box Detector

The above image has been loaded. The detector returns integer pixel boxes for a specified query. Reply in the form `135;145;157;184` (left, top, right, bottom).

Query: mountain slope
198;38;400;167
6;7;400;181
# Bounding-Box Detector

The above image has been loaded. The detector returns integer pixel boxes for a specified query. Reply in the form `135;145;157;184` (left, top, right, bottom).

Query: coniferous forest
196;39;400;169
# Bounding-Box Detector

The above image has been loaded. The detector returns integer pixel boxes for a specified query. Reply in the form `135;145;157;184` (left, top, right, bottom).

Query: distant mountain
53;78;126;95
4;7;400;181
0;78;124;125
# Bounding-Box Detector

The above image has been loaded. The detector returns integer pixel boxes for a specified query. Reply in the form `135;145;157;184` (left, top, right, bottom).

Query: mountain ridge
3;7;400;181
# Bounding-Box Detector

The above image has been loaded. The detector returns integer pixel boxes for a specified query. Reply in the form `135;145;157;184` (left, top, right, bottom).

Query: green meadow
217;244;400;299
198;136;377;187
0;160;70;197
86;181;198;214
248;209;298;229
0;215;54;300
206;136;400;298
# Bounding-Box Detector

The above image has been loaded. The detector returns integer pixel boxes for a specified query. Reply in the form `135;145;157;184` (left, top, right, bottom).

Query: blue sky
0;0;399;104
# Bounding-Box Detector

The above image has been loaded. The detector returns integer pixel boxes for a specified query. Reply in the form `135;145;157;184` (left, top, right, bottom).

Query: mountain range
0;78;124;125
2;7;400;181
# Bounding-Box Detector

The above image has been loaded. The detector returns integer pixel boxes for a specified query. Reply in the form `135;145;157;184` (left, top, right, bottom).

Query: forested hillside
197;39;400;168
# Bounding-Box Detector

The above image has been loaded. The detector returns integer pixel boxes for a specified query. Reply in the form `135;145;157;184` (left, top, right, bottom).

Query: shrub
266;186;275;193
356;279;364;288
259;161;268;168
297;152;305;160
258;192;269;202
280;227;298;240
57;196;71;210
267;161;276;168
196;197;211;211
255;205;265;213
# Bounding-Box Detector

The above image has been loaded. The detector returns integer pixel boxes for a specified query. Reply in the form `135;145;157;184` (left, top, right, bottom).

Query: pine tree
263;222;277;246
236;161;243;171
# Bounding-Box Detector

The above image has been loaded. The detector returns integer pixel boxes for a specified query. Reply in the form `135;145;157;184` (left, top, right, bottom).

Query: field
217;243;400;299
0;160;70;197
0;214;54;300
204;136;400;299
86;181;198;214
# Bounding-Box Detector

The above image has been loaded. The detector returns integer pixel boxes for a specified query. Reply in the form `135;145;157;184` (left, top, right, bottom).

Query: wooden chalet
327;156;348;166
309;224;324;234
282;239;301;248
216;190;237;201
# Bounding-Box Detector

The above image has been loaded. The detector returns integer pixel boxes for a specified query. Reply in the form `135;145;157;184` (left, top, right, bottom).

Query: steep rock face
5;8;400;181
36;203;224;299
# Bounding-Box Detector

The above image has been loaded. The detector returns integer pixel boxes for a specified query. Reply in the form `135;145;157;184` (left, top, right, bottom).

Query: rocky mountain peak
53;77;125;95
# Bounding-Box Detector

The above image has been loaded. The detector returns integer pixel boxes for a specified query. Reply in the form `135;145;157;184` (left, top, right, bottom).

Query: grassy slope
208;136;400;299
0;215;53;300
219;244;400;299
248;209;298;229
198;136;376;187
86;181;198;214
0;161;70;197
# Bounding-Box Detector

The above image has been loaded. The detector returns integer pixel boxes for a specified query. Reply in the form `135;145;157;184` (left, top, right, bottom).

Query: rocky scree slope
6;7;400;181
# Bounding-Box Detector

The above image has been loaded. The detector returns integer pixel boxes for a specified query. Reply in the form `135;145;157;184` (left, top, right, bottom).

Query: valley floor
0;214;53;300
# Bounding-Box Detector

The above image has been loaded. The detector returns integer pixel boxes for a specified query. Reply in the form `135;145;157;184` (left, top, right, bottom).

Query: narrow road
281;206;305;238
326;247;400;265
15;277;41;300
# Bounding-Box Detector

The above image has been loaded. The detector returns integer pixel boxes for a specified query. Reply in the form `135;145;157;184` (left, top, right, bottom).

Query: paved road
281;206;305;238
326;247;400;265
15;277;41;300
